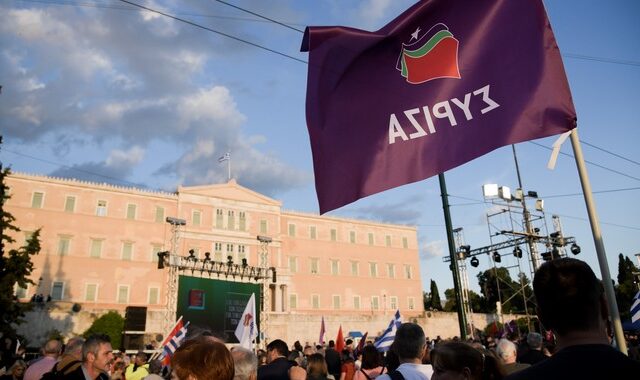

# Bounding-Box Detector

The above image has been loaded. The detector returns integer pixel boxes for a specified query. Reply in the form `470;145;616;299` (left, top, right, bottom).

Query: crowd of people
2;258;640;380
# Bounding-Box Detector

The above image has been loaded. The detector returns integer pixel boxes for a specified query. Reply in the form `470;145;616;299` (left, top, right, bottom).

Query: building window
90;239;103;258
402;237;409;249
122;242;133;261
312;294;320;309
148;287;159;305
289;256;298;273
239;212;246;231
192;210;201;226
260;219;268;234
405;265;413;279
226;244;234;260
85;284;98;302
331;260;339;276
96;200;107;217
126;204;137;220
289;294;297;309
23;231;34;244
408;297;415;310
333;295;341;310
351;261;359;276
15;284;28;299
214;243;223;261
31;192;44;208
368;233;374;246
310;258;319;274
369;262;378;277
155;206;165;223
350;231;356;244
238;245;247;262
390;296;398;310
227;211;235;230
57;236;71;256
330;229;337;241
51;281;64;300
309;226;317;239
288;223;296;237
371;296;380;310
385;235;392;247
353;296;361;310
387;263;395;279
64;196;76;213
117;285;129;304
216;209;224;228
151;244;162;262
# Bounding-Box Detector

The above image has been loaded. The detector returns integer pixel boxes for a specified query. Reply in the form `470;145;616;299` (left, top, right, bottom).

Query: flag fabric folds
319;316;326;345
632;291;640;323
354;332;368;357
301;0;576;213
160;317;190;366
218;152;230;162
374;310;402;352
336;325;345;353
235;293;258;349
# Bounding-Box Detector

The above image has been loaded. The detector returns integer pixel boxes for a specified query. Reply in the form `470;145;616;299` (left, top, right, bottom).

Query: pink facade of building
6;172;424;337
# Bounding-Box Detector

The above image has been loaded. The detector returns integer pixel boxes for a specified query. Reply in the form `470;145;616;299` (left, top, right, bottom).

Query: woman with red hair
171;337;234;380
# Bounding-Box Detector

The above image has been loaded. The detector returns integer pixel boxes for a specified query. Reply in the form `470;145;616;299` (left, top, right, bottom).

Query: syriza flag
160;317;189;366
235;293;258;349
301;0;576;213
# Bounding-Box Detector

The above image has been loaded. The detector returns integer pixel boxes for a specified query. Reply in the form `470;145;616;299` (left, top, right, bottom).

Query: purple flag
301;0;576;213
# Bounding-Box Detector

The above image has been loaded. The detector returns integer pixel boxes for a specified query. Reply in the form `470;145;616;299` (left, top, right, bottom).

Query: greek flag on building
631;291;640;323
374;310;402;352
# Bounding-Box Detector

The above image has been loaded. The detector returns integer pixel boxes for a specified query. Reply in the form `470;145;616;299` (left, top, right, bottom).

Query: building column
280;284;287;312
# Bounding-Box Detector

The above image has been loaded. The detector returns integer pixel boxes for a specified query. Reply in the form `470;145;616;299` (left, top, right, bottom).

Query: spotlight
513;246;523;258
492;251;501;263
570;243;581;255
156;251;168;269
470;256;480;267
541;251;551;261
459;245;471;259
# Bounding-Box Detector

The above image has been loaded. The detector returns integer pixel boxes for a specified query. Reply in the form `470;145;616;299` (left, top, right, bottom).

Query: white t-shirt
376;363;433;380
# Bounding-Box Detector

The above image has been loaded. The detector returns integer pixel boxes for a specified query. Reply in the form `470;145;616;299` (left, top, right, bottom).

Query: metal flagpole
227;152;231;181
569;128;627;354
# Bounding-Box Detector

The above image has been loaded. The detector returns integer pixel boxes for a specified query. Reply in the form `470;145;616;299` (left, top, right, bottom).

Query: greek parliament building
6;172;425;346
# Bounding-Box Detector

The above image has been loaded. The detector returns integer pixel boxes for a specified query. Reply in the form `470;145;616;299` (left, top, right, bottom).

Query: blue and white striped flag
160;317;190;366
631;291;640;323
218;152;231;162
374;310;402;352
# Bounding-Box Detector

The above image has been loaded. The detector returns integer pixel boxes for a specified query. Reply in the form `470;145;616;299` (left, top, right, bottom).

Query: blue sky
1;0;639;299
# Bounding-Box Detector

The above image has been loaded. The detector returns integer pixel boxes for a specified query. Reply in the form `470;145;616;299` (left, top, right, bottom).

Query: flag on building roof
301;0;576;213
218;152;230;162
160;316;190;367
235;293;258;349
374;310;402;352
319;316;326;345
631;291;640;323
336;325;345;353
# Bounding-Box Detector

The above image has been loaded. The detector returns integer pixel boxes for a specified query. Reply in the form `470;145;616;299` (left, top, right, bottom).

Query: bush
83;311;124;349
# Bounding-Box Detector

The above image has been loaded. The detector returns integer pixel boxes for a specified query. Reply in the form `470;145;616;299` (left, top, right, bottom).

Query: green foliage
424;280;443;311
443;288;490;313
83;311;125;349
615;253;639;321
477;268;534;314
0;158;42;336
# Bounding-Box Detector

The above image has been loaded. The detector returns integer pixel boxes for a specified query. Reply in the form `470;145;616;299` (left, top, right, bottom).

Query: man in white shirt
378;323;432;380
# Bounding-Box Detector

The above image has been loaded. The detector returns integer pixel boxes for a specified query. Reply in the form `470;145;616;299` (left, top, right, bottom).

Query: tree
443;288;489;313
615;253;639;321
477;268;533;314
83;311;125;349
424;280;443;311
0;141;42;336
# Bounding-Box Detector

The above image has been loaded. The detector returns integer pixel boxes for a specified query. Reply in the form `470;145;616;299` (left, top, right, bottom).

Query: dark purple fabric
302;0;576;213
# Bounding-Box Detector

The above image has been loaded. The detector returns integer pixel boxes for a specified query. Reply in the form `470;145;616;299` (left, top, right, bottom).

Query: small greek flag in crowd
161;317;190;366
374;310;402;352
631;291;640;323
218;152;231;162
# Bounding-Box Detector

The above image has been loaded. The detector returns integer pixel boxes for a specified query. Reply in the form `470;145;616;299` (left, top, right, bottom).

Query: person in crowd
353;345;386;380
324;341;341;380
125;351;149;380
258;339;292;380
495;339;529;375
378;323;433;380
142;360;163;380
516;333;546;366
62;334;113;380
170;336;234;380
110;362;126;380
50;337;84;378
306;353;333;380
431;341;504;380
506;258;640;379
232;347;258;380
0;360;26;380
339;350;355;380
24;339;62;380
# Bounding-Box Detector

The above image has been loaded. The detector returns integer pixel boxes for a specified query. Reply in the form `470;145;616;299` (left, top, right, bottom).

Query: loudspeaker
124;306;147;331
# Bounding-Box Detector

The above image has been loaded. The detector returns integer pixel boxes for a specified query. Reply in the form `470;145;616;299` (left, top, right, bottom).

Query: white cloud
106;146;146;167
422;240;446;260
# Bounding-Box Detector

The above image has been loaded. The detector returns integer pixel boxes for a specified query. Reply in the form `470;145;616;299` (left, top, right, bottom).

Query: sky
1;0;639;302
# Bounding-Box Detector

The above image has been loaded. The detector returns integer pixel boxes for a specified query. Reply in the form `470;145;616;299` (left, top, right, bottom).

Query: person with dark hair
324;341;341;380
142;360;163;380
258;339;292;380
171;337;234;380
377;323;433;380
431;341;503;380
62;334;113;380
353;345;386;380
306;353;332;380
125;351;149;380
506;258;640;379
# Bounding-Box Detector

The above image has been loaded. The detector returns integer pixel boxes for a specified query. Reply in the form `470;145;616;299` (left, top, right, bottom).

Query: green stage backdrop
177;275;261;343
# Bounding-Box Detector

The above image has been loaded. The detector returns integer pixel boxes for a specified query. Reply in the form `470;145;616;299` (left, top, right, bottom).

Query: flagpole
569;128;627;354
228;154;231;181
438;173;468;339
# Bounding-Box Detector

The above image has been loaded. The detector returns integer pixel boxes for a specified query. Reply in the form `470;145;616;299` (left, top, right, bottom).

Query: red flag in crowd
336;325;345;353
